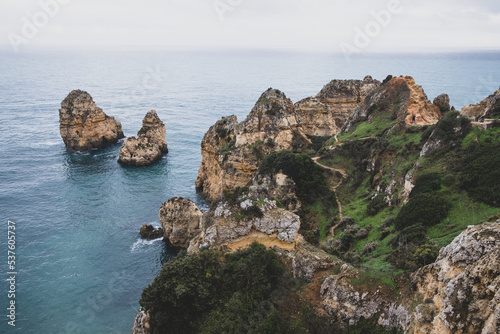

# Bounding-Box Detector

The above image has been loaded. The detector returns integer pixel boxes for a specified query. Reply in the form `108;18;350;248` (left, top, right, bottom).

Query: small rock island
59;90;124;151
118;110;168;167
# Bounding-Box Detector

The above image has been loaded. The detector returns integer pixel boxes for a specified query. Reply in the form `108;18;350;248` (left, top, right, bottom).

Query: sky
1;0;500;53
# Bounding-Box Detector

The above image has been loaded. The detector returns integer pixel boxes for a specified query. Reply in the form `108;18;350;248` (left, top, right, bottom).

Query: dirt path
312;156;347;236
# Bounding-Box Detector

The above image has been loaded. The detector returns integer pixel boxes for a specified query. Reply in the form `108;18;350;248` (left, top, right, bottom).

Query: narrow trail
312;155;347;237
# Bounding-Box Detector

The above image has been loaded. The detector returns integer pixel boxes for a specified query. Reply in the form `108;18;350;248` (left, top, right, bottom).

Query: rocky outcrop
319;220;500;333
131;308;150;334
139;224;164;240
118;110;168;166
343;76;442;132
433;94;450;112
461;88;500;121
196;79;382;203
295;76;380;137
159;197;203;249
411;220;500;334
196;89;310;203
321;264;411;331
59;90;124;151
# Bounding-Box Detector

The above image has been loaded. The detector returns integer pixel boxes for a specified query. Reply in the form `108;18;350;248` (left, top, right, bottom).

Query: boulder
433;94;451;112
59;90;124;151
159;197;203;248
118;110;168;167
139;224;164;240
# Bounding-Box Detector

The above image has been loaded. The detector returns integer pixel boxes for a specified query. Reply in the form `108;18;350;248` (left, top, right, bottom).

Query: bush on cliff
460;142;500;207
421;111;472;147
258;150;331;204
394;193;450;230
140;242;285;334
409;173;442;198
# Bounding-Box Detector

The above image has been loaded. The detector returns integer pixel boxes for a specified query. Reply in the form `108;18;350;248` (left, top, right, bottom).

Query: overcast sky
1;0;500;52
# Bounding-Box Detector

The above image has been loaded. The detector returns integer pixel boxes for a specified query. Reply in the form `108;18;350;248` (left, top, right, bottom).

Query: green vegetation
460;142;500;207
395;193;450;230
338;114;397;142
258;151;332;204
140;243;287;334
216;126;228;138
307;135;331;153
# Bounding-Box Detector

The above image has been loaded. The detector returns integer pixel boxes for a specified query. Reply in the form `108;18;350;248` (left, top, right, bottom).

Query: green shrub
460;143;500;206
389;224;427;247
410;173;442;198
216;127;228;138
307;135;331;152
429;111;472;143
366;194;388;216
412;244;439;267
140;243;286;334
395;194;450;230
258;151;331;204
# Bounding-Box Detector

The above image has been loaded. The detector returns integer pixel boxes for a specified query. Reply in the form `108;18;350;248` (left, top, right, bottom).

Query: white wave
130;237;164;253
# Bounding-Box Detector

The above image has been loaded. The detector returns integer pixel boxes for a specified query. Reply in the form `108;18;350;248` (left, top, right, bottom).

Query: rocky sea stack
59;90;124;151
118;110;168;167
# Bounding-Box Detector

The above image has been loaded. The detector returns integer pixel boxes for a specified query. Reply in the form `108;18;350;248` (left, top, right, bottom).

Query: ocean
0;49;499;333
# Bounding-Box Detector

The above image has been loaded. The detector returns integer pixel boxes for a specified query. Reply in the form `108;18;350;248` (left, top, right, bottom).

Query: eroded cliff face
195;89;310;203
59;90;124;151
319;220;500;334
189;172;303;253
118;110;168;167
343;76;442;132
196;79;382;203
411;220;500;334
295;76;380;137
321;264;411;332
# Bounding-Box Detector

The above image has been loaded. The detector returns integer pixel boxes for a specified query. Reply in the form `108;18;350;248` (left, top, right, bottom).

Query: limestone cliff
343;76;442;132
295;76;380;137
190;172;303;253
196;79;381;203
411;220;500;334
59;90;124;151
195;89;310;203
118;110;168;167
319;220;500;333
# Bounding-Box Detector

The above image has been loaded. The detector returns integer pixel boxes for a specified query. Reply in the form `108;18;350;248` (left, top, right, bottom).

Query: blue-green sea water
0;49;499;333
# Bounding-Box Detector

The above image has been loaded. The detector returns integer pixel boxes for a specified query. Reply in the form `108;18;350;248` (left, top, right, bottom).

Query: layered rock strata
59;90;124;151
295;76;380;137
118;110;168;167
